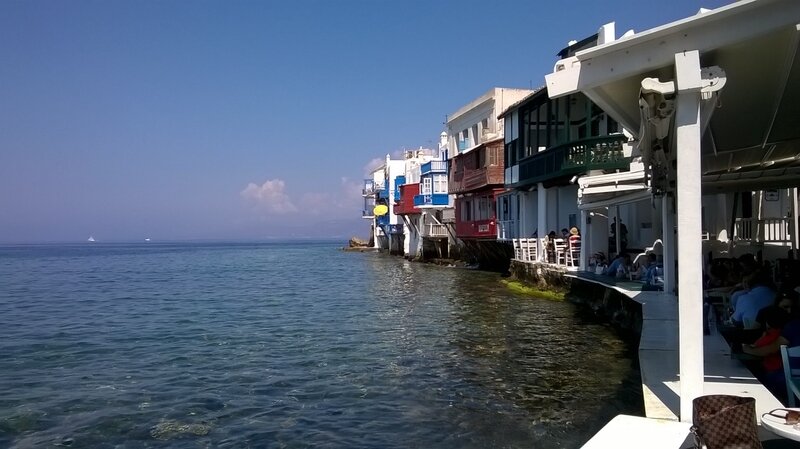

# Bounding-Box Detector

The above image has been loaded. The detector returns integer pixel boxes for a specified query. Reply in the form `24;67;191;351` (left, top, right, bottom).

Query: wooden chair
517;239;528;262
554;239;568;265
567;240;581;267
523;239;537;262
780;345;800;407
512;239;522;261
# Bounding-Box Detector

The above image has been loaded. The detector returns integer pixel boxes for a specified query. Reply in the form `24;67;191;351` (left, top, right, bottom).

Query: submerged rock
150;420;211;440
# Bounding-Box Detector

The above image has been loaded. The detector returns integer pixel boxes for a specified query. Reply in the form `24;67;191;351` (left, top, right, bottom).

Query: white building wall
557;185;580;232
386;158;406;226
446;87;534;158
546;188;559;234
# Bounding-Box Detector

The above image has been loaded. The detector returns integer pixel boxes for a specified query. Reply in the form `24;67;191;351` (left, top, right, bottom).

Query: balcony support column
537;183;547;261
662;194;676;294
614;205;622;256
519;192;526;240
580;210;588;269
793;187;799;254
674;49;704;423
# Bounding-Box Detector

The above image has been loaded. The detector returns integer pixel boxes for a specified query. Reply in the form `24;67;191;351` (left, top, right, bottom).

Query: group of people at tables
592;252;664;291
707;253;800;403
536;227;581;264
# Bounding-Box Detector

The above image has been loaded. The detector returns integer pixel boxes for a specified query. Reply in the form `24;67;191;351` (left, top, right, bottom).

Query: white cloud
240;179;297;214
363;157;384;175
297;177;363;218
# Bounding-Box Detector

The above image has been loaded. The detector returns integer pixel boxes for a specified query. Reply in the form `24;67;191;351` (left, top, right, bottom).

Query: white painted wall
446;87;534;157
546;188;559;234
557;185;580;232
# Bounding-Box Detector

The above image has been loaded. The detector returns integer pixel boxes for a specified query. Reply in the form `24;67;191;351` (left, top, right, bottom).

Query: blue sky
0;0;730;243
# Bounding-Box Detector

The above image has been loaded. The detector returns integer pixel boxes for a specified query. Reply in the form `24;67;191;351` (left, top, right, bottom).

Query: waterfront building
393;133;457;260
545;0;800;439
391;147;437;259
446;87;535;269
362;155;406;253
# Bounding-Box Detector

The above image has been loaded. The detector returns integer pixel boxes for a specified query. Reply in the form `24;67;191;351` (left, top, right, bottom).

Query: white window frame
422;177;432;195
432;174;447;194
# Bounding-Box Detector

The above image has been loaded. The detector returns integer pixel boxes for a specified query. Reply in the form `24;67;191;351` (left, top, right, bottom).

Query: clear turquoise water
0;241;642;448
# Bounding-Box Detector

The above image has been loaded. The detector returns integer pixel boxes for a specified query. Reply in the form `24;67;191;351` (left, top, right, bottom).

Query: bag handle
763;408;800;424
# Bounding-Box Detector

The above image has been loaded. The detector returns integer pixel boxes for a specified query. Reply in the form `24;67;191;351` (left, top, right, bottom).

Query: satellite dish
374;205;389;216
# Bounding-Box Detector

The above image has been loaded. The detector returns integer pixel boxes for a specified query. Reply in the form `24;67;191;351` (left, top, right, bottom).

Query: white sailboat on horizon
87;236;96;243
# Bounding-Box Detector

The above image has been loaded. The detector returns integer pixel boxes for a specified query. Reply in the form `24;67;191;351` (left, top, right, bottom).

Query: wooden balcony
394;183;421;215
422;223;450;238
421;160;447;175
456;219;497;239
515;135;629;187
449;166;504;194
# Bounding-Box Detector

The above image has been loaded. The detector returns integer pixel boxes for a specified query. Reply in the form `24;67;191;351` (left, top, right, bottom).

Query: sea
0;241;642;449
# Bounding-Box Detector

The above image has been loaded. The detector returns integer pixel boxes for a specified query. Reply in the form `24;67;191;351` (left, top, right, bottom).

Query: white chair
522;239;537;262
554;239;568;266
512;239;521;261
780;345;800;407
567;240;581;267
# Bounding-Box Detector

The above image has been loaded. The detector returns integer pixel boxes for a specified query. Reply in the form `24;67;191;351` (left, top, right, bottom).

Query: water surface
0;242;642;448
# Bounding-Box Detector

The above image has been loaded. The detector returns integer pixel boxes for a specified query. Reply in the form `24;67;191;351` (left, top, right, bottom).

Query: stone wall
510;261;643;335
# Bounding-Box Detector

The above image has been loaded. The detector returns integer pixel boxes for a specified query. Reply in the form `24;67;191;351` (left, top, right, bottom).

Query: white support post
580;210;588;269
793;187;799;254
662;196;676;293
520;192;526;240
674;50;705;423
538;183;547;261
615;205;622;255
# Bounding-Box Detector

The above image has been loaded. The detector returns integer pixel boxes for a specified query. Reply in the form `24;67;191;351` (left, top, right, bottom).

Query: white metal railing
497;220;518;240
425;223;449;237
733;217;793;243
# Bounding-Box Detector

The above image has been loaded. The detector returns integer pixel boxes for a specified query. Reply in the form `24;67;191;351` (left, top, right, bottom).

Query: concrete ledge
582;415;691;449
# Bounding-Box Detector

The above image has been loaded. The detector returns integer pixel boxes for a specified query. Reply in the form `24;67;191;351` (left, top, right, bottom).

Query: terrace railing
421;160;448;175
424;223;449;238
516;135;628;186
733;217;793;244
497;220;518;240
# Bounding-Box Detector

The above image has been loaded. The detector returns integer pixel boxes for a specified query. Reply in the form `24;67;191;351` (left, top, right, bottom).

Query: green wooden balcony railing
516;135;629;186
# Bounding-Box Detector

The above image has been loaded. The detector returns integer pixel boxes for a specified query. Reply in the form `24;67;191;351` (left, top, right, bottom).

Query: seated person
705;263;729;289
743;291;800;400
603;253;630;277
730;271;776;329
545;231;558;263
639;253;662;291
751;305;792;374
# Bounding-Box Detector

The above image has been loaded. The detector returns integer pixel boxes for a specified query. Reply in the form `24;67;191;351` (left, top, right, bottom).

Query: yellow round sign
373;205;389;216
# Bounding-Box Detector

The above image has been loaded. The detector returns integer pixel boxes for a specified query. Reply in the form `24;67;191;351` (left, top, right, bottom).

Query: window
433;174;447;194
477;196;491;220
487;146;498;166
461;200;472;221
422;177;432;195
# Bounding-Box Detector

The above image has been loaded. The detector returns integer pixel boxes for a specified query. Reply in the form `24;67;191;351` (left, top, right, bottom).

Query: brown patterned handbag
691;395;762;449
